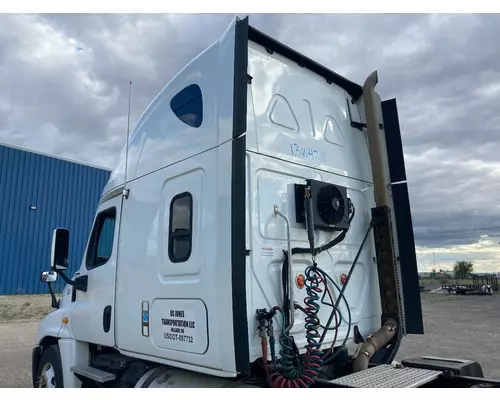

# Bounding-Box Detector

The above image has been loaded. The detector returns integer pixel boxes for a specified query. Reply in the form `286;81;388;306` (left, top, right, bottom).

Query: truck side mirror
40;271;58;283
51;228;70;271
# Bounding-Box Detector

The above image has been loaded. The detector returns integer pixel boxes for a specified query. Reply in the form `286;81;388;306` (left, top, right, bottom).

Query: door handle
103;305;112;333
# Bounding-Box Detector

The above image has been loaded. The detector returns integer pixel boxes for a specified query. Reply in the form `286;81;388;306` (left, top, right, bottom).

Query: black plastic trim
402;356;484;378
382;99;407;183
231;16;250;375
233;18;249;139
247;25;363;101
382;98;424;335
74;275;88;292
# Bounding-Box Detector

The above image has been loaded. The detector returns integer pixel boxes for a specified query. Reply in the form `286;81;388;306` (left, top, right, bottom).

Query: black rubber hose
314;268;352;364
291;205;355;256
305;195;315;253
318;219;375;342
280;201;356;358
334;219;375;309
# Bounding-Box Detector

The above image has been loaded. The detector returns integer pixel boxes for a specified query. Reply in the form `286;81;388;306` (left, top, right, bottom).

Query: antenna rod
122;80;132;199
124;80;132;190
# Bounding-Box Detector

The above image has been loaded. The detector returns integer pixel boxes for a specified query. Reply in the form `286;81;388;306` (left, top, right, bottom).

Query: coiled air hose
267;200;354;387
265;192;380;387
269;310;319;387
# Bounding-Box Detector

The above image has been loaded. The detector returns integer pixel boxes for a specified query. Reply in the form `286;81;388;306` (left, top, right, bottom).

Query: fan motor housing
294;179;351;232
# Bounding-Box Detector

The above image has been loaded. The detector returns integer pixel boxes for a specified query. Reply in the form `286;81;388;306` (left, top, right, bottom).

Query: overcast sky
1;13;500;272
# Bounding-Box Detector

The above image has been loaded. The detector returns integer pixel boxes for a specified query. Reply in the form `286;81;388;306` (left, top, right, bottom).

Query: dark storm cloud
1;13;500;252
0;13;238;166
405;147;500;247
415;229;500;247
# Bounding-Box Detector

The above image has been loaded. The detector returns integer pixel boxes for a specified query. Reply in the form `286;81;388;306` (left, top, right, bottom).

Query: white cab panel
246;41;372;183
115;141;235;374
150;299;208;355
245;153;381;361
245;40;381;361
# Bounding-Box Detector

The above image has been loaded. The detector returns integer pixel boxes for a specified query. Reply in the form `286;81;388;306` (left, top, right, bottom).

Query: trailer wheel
36;345;63;388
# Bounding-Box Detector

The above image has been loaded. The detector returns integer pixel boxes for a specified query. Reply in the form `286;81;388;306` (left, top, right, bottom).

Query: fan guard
317;185;346;225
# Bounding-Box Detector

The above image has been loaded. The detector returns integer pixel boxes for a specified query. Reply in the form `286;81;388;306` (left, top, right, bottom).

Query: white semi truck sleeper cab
33;16;498;389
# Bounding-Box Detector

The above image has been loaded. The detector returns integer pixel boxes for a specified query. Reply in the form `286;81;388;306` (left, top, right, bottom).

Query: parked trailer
441;284;494;295
473;274;499;292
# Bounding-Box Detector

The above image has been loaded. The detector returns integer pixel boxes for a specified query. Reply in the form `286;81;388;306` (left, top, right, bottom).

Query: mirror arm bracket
58;271;88;292
47;282;60;309
58;270;75;286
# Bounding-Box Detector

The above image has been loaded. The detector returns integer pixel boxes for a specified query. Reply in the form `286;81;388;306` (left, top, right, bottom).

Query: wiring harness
257;188;380;388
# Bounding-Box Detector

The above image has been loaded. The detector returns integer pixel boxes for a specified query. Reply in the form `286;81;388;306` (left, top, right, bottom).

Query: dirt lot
396;294;500;379
0;294;52;324
1;293;500;387
0;295;53;388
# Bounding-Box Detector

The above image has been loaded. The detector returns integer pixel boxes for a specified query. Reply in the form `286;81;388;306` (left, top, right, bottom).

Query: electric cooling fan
294;179;351;231
317;185;346;226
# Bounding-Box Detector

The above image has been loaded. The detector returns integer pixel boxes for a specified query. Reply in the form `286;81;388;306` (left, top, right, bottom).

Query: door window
168;193;193;263
86;207;117;270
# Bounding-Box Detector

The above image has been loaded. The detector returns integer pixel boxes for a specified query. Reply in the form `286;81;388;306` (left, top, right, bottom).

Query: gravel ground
0;295;53;323
0;295;53;388
1;292;500;387
0;320;40;388
395;292;500;379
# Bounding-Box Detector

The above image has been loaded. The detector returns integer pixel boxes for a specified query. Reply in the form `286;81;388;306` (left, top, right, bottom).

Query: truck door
69;192;122;347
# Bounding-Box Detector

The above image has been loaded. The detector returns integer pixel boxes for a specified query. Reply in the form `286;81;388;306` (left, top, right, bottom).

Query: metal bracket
353;325;365;344
346;98;383;131
351;121;384;131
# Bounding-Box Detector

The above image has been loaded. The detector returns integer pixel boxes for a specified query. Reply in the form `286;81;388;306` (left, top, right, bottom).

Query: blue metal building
0;143;111;295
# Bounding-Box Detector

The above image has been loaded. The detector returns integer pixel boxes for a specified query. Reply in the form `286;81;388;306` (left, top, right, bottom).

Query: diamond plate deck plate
329;364;442;388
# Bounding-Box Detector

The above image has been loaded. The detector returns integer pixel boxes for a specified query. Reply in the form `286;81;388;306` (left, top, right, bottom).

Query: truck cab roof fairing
101;16;365;199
